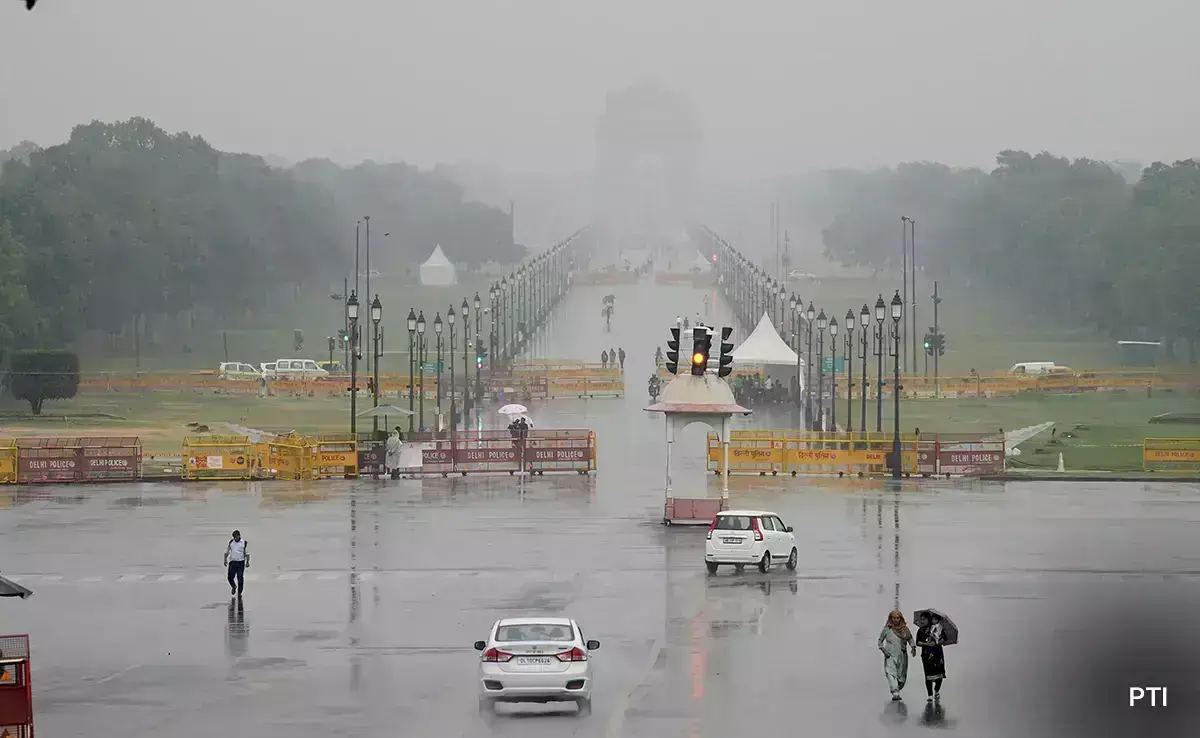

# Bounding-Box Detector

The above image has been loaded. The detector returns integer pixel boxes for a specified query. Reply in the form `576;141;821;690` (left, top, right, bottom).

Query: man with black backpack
223;530;250;597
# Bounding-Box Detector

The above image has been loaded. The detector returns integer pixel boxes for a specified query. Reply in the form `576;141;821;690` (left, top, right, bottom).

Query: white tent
732;313;802;366
690;251;713;271
419;245;458;286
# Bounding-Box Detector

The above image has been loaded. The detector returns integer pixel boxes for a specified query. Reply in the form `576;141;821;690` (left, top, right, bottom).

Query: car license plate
722;537;742;544
519;656;553;665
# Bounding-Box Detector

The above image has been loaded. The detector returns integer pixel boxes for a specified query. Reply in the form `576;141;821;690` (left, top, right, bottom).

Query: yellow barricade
256;435;318;480
182;435;255;480
0;438;16;483
1142;437;1200;473
707;431;919;476
315;434;359;478
543;377;624;398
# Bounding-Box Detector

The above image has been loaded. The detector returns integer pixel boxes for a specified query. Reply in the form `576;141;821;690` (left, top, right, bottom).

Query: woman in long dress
878;609;915;700
915;612;947;701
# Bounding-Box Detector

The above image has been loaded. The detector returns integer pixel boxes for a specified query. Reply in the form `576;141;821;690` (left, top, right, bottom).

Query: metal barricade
257;435;317;480
421;429;597;476
543;377;624;399
918;433;1006;476
182;435;255;480
1142;437;1200;473
314;435;359;478
0;634;33;738
707;431;920;476
0;441;15;484
15;437;141;484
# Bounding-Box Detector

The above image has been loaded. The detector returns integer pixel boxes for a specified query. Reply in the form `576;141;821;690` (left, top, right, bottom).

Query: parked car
474;617;600;715
218;362;262;381
269;359;330;380
704;509;798;574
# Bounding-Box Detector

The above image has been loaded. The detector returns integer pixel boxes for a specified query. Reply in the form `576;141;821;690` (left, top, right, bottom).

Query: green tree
9;348;80;414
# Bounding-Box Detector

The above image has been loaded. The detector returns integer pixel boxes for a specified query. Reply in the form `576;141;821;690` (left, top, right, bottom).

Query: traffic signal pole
932;281;941;397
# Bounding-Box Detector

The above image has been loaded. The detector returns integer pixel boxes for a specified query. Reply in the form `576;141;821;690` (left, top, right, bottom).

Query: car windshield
715;515;754;530
495;623;574;642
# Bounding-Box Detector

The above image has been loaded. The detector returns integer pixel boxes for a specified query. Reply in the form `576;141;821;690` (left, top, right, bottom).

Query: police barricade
706;431;919;476
0;633;33;737
1142;438;1200;473
0;440;15;484
358;440;386;476
314;435;359;478
917;433;1006;476
420;430;596;476
13;437;141;484
182;435;255;480
541;377;624;399
256;435;318;480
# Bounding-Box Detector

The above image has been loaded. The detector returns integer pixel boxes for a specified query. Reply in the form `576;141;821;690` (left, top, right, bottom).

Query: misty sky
1;0;1194;177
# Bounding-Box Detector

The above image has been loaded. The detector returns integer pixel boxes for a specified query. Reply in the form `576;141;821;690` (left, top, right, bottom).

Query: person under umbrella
385;426;403;479
914;611;948;701
878;609;915;701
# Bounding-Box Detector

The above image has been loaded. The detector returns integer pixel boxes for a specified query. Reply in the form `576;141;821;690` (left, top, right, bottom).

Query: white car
705;510;798;574
268;358;330;380
218;362;262;381
474;617;600;715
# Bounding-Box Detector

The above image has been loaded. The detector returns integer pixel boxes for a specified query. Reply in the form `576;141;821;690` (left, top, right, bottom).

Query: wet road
3;280;1200;737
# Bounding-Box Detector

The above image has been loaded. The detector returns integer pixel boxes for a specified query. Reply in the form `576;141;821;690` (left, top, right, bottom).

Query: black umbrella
913;608;958;645
0;573;33;600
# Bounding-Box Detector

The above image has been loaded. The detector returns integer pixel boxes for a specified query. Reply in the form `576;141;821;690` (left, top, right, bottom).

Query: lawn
872;389;1200;472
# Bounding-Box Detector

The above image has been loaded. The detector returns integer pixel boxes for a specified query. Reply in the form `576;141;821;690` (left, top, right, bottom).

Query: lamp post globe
474;292;481;312
407;309;417;333
875;294;887;324
416;312;426;335
434;313;443;335
346;291;359;322
807;302;816;323
370;294;382;324
890;290;903;323
816;310;827;333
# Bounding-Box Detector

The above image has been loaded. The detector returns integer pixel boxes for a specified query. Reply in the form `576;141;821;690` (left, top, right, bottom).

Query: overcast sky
1;0;1193;178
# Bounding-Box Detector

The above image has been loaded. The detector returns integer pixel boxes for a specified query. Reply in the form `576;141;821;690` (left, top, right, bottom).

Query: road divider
1142;437;1200;473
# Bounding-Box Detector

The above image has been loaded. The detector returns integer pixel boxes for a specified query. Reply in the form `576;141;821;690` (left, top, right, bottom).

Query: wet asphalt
2;280;1200;737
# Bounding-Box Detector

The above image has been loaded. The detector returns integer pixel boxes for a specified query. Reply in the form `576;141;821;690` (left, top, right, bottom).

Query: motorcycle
648;375;662;403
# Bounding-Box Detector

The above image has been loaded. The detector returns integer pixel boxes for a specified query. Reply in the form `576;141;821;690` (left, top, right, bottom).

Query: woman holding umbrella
914;609;953;701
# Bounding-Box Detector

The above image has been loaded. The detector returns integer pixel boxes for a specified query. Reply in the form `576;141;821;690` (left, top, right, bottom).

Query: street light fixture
448;306;457;437
829;316;839;432
890;290;904;479
874;294;885;432
416;311;426;431
806;301;816;428
433;312;444;431
406;308;417;432
790;295;801;406
370;294;383;433
844;308;855;434
347;291;360;434
461;298;471;417
859;303;870;435
473;292;483;411
816;309;827;431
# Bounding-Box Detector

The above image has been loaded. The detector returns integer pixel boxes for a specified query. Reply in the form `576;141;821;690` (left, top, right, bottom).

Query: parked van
1009;362;1064;376
271;358;330;380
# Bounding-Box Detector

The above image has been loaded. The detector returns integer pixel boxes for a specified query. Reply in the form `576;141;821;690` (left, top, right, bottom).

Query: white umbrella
357;405;415;417
498;404;527;416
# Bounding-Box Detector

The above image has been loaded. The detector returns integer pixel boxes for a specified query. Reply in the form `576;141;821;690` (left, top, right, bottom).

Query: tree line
0;117;518;358
787;151;1200;360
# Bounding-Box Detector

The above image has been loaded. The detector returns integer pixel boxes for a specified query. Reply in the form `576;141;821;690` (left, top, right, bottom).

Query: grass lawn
875;389;1200;471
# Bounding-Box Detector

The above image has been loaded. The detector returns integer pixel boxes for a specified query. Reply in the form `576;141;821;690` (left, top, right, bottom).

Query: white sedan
705;509;798;574
474;617;600;715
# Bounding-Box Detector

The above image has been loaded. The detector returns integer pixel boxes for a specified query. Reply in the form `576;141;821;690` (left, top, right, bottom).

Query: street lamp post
805;302;815;429
460;298;470;417
874;295;886;433
844;309;855;434
370;294;382;434
489;284;498;376
347;291;360;435
815;310;827;431
447;306;457;437
416;312;426;431
473;292;482;415
790;295;800;406
890;290;904;479
434;313;444;431
829;316;839;431
406;309;417;433
859;304;870;434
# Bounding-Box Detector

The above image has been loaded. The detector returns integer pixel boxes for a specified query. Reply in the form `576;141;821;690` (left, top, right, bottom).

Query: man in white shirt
223;530;249;596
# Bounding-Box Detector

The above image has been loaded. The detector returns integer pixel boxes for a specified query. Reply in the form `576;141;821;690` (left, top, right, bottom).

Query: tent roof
732;313;801;365
422;245;453;267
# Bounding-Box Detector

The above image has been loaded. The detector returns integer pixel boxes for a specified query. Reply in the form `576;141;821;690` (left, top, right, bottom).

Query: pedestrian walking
600;350;609;369
618;348;626;370
914;611;947;700
223;530;249;596
878;609;915;700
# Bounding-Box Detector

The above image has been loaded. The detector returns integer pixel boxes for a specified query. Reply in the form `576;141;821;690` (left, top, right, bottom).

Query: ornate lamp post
859;304;870;434
790;295;801;405
489;284;498;375
473;292;483;413
460;298;470;417
347;291;360;434
828;316;839;431
874;295;886;433
890;290;904;479
844;309;855;434
416;311;426;431
370;294;382;434
806;302;816;429
434;312;444;430
816;310;827;431
406;309;417;433
447;306;456;436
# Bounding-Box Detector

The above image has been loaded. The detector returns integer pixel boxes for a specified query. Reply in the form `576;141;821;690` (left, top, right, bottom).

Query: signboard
1143;448;1200;462
821;356;845;373
713;446;917;470
423;445;592;465
17;445;141;482
1142;438;1200;471
937;442;1005;476
420;362;443;373
357;445;385;472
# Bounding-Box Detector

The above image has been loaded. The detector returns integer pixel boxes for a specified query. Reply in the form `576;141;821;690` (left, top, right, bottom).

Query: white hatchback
705;510;798;574
474;617;600;715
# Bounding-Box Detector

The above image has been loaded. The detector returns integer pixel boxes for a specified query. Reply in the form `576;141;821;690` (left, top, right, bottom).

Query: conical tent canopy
419;245;457;286
731;313;801;365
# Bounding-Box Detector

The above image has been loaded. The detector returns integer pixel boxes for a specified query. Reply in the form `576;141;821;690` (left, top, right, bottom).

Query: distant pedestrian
878;609;915;701
601;350;609;368
223;530;249;597
915;612;947;701
618;348;626;370
385;427;402;479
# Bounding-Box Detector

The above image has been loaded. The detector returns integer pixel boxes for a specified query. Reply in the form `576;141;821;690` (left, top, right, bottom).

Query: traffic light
923;329;934;357
691;326;712;376
716;326;734;378
935;332;946;356
327;336;336;352
338;328;349;343
476;340;488;366
666;327;680;375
